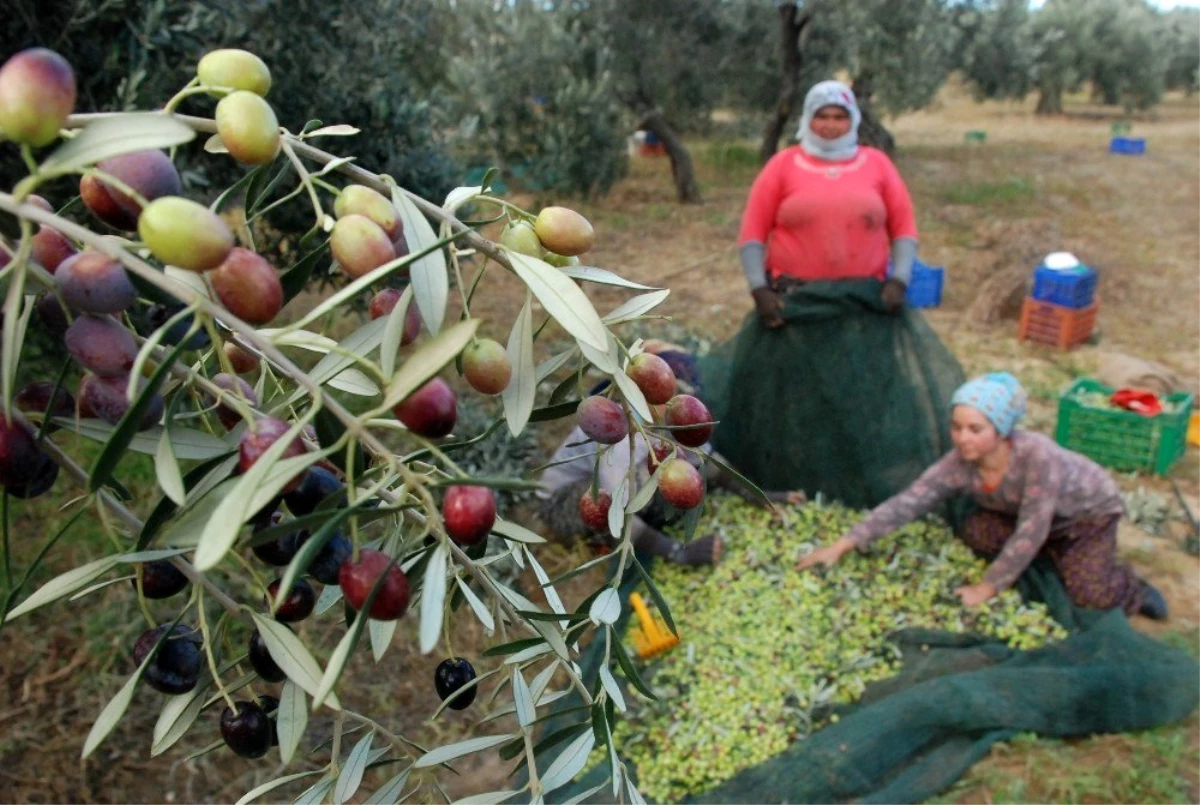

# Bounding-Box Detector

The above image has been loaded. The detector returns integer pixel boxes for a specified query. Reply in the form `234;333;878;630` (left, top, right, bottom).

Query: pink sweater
739;146;917;282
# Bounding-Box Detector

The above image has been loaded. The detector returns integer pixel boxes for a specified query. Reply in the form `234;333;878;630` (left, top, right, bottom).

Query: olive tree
1162;8;1200;95
441;1;629;200
1031;0;1170;114
958;0;1038;102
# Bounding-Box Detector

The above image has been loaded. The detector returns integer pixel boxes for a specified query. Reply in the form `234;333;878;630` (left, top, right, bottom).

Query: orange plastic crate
1018;296;1098;349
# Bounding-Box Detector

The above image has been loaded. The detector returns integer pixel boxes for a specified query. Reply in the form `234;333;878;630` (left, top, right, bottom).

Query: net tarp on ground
546;557;1198;804
698;279;964;510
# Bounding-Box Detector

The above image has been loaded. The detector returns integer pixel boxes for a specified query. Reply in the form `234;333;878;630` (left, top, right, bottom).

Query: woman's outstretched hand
795;536;855;571
954;581;997;607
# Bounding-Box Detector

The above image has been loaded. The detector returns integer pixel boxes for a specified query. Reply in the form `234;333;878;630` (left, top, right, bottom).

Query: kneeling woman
797;372;1167;619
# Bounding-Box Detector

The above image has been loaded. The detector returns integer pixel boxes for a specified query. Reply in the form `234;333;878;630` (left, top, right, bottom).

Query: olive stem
132;567;159;629
84;166;152;213
197;586;239;712
19;144;38;176
160;78;205;114
278;137;327;231
0;491;10;590
523;729;542;797
341;710;415;760
330;709;346;773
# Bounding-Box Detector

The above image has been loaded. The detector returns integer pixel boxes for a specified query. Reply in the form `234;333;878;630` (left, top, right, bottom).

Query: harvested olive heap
614;496;1068;802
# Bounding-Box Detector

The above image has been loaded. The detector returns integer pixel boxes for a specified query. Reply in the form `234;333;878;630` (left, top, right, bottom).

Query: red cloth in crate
1109;388;1164;417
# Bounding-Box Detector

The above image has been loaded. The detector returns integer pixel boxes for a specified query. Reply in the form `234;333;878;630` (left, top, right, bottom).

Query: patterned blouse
846;431;1124;590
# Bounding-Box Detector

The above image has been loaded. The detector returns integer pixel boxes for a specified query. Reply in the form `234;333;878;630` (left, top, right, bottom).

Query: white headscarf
796;80;862;162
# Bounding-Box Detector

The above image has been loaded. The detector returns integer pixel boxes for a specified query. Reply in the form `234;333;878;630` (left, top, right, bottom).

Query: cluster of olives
0;43;558;769
605;496;1067;801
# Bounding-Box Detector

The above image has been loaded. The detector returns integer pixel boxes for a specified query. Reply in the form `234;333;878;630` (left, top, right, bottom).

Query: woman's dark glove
881;279;907;313
751;287;785;328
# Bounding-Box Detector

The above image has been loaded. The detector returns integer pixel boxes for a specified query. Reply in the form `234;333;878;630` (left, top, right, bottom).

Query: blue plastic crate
886;258;944;308
1109;137;1146;155
906;260;944;308
1031;263;1097;309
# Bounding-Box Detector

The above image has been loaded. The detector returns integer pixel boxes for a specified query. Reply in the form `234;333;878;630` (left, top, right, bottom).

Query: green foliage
804;0;964;116
212;0;459;205
959;0;1038;101
559;0;729;130
0;0;459;225
941;176;1036;208
444;3;628;198
709;0;966;145
1032;0;1173;113
1162;9;1200;94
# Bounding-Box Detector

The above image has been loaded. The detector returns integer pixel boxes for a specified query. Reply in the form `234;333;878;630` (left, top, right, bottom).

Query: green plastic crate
1055;378;1194;475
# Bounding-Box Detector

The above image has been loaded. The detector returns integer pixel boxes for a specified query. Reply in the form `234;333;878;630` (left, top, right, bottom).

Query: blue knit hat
951;372;1027;437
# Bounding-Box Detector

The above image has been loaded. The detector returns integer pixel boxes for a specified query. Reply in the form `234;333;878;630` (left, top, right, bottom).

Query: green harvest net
535;281;1198;803
698;279;965;511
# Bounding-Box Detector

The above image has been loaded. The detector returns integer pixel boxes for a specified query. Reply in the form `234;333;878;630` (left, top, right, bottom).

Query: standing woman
702;80;964;509
739;80;916;323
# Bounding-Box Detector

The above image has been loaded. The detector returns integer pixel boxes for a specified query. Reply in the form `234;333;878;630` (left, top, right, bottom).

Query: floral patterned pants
960;509;1143;614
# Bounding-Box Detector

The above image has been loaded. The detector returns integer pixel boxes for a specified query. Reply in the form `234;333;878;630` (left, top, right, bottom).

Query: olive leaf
381;318;479;411
506;251;608;351
362;769;411;805
455;577;495;633
333;730;375;805
419;543;449;654
277;679;307;765
562;266;661;291
512;667;536;728
251;613;341;710
58;418;232;460
42;113;194;171
538;728;595;794
235;771;325;805
602;289;670;324
391;185;448;334
454;791;521;805
501;294;536;437
413;734;516;768
380;284;415;379
5;555;120;622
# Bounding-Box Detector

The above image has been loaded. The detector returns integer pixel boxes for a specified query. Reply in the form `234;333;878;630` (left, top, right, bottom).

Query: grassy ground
1;85;1197;803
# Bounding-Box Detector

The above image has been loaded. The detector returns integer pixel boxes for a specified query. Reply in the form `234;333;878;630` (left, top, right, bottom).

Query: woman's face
811;105;852;140
950;405;1004;463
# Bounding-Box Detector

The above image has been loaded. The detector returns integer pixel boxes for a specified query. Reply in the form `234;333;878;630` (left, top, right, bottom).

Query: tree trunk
640;111;702;204
857;103;895;154
1035;84;1064;115
759;4;811;164
851;76;895;155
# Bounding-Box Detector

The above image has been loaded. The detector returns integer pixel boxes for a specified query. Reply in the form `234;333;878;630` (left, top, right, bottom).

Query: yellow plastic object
629;592;680;659
1189;411;1199;447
